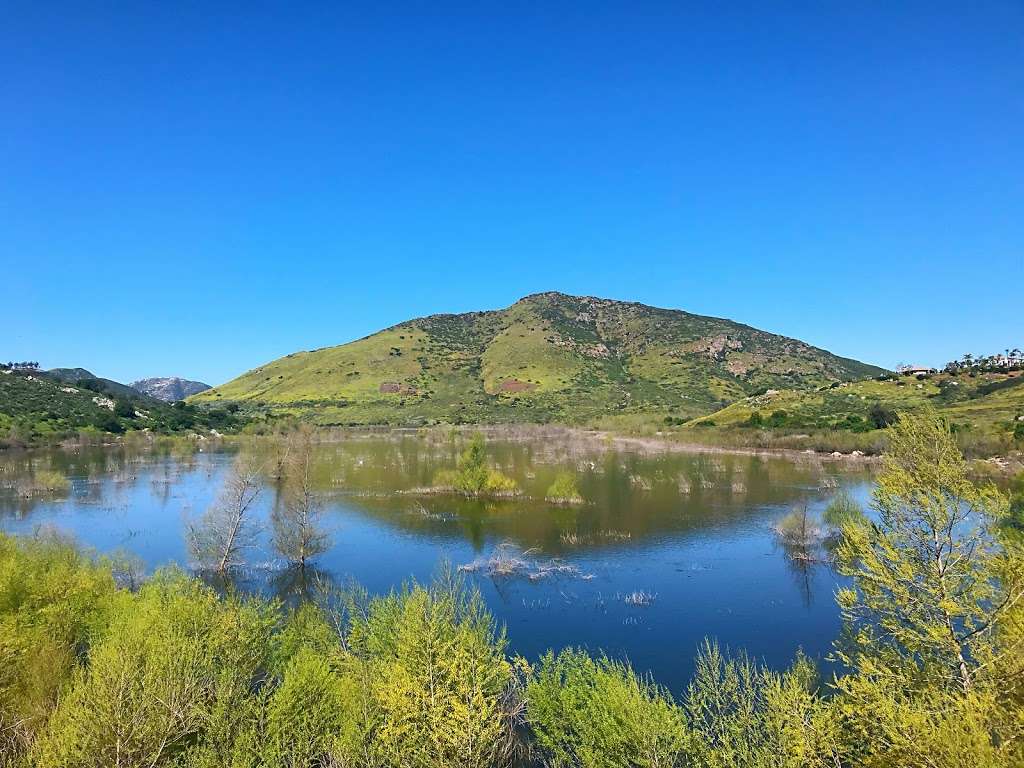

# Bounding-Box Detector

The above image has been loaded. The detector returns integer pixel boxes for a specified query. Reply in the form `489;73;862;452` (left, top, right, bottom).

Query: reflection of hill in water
0;435;871;556
300;435;868;554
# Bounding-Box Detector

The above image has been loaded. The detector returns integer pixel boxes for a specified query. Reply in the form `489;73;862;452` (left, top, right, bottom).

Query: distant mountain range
130;377;212;402
193;292;887;425
43;369;210;402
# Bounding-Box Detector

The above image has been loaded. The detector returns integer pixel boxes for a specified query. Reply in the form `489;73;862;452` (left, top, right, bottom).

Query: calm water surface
0;432;873;692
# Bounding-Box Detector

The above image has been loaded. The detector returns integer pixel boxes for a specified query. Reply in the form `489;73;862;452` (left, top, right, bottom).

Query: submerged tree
774;503;823;562
271;430;330;569
188;455;263;574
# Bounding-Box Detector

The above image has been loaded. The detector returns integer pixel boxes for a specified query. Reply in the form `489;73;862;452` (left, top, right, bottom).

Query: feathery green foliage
527;648;688;768
32;572;275;768
831;411;1024;766
684;642;839;768
834;411;1020;693
0;532;122;764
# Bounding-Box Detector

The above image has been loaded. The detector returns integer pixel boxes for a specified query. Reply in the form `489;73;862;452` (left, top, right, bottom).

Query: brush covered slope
193;292;885;426
44;367;141;399
692;370;1024;436
0;367;242;445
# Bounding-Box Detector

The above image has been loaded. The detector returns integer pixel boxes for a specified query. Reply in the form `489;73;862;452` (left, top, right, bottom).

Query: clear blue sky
4;2;1022;385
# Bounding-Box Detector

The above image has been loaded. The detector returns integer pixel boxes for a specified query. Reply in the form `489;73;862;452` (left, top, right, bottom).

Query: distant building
898;365;936;375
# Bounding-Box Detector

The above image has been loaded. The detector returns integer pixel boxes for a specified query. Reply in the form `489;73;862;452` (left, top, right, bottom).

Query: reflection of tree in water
456;501;492;552
195;567;244;597
775;502;828;609
784;553;817;608
270;563;337;608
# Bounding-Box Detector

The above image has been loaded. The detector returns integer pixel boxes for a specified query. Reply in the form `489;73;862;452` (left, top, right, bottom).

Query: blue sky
4;2;1022;385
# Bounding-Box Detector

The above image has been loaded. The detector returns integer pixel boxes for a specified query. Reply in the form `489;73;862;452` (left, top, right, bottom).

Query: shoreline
5;422;1020;473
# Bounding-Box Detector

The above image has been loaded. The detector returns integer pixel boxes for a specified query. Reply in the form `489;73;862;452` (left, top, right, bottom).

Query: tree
271;430;330;569
433;434;517;496
774;503;822;561
867;404;896;430
113;399;135;419
188;456;263;574
834;411;1024;696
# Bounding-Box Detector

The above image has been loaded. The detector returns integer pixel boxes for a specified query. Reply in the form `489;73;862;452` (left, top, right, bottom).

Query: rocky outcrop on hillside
130;377;211;402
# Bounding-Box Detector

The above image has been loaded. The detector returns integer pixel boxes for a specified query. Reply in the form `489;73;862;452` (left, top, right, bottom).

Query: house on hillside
897;365;936;376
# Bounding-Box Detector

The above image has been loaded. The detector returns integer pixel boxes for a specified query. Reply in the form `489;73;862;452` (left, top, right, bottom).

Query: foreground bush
32;572;275;767
1;412;1022;767
0;539;521;768
684;643;839;768
0;532;122;764
528;648;688;767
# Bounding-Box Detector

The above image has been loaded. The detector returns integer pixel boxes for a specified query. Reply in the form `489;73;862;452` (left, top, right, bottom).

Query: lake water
0;430;874;693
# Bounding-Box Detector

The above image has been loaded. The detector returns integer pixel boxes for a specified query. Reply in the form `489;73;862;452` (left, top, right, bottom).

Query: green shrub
0;532;121;761
31;572;275;767
348;575;520;768
528;647;689;768
545;471;584;505
433;435;518;496
685;642;839;767
261;648;354;767
822;491;865;533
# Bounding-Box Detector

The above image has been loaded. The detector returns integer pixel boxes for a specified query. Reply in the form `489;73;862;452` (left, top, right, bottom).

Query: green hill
192;292;886;426
0;367;242;446
44;367;142;400
691;370;1024;436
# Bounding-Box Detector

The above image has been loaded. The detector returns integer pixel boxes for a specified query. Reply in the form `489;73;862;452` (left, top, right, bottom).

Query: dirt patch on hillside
379;382;417;395
499;379;536;393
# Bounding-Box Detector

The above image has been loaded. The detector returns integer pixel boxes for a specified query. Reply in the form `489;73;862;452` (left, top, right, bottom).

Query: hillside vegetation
193;292;885;426
687;369;1024;452
0;367;241;447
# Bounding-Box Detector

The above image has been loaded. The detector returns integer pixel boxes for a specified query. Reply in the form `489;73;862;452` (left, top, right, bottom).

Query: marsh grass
623;590;657;606
458;542;589;581
559;529;631;547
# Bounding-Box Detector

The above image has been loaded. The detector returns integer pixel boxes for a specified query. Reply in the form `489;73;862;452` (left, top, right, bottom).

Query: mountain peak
131;377;212;402
194;293;886;426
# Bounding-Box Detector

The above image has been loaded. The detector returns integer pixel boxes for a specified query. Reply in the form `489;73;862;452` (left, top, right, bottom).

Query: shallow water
0;433;873;692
